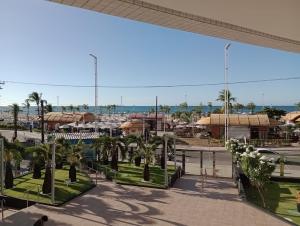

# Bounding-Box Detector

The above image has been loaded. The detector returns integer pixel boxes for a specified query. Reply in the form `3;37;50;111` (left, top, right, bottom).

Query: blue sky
0;0;299;107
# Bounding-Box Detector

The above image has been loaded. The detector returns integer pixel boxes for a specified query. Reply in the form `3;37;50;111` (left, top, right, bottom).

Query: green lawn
245;181;300;225
98;162;176;189
4;168;94;205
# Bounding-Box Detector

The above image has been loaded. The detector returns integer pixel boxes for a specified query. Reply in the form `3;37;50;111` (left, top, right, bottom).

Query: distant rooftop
197;114;276;127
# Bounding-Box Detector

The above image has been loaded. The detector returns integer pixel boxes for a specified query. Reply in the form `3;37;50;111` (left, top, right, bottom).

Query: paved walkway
2;176;289;226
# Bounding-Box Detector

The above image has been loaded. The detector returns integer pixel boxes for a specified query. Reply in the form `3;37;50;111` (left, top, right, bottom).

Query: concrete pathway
2;176;290;226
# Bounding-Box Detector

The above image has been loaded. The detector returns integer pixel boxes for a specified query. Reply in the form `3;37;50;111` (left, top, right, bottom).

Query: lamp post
164;135;168;187
51;142;56;204
0;138;3;195
89;54;98;134
224;43;231;145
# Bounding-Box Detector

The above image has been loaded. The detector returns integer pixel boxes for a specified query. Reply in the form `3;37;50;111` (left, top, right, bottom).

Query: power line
2;76;300;89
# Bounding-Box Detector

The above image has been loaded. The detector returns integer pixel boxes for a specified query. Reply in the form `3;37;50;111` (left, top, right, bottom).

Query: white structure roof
49;0;300;53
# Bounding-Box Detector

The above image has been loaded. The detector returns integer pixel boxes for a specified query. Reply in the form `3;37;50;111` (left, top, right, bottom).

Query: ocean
0;105;297;115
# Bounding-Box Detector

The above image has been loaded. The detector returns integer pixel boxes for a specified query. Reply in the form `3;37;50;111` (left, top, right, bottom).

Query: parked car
256;148;285;163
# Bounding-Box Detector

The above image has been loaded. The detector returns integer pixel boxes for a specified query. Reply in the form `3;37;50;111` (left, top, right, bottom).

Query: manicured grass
4;168;94;205
99;162;176;188
245;181;300;225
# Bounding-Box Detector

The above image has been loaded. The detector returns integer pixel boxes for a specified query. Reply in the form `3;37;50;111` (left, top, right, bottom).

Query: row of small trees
2;134;172;194
1;136;83;194
91;134;173;181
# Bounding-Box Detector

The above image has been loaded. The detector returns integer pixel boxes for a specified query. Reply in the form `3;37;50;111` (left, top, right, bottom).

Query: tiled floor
2;175;290;226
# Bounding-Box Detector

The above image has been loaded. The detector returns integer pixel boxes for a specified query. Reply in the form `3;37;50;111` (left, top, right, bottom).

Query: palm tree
148;107;155;114
160;105;171;114
69;105;74;113
106;105;113;115
90;137;102;163
56;137;71;169
246;102;256;114
67;140;83;182
29;92;42;116
140;142;157;181
109;137;123;171
133;147;143;167
91;136;111;165
216;89;236;112
207;102;213;116
26;145;45;179
61;106;66;113
120;135;139;163
1;137;23;188
83;104;89;112
179;102;188;112
27;143;57;193
233;102;244;113
91;136;122;170
10;103;20;140
295;102;300;111
23;99;30;122
45;104;53;113
41;143;58;194
111;104;117;114
149;135;172;169
192;103;203;117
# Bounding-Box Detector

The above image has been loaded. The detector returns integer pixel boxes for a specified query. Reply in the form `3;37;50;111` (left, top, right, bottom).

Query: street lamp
89;54;98;134
224;43;231;145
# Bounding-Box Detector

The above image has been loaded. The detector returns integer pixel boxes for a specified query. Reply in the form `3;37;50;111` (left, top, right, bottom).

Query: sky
0;0;299;107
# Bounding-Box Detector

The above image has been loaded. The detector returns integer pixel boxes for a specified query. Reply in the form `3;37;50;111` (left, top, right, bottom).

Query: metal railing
84;166;100;185
23;185;41;207
1;198;5;222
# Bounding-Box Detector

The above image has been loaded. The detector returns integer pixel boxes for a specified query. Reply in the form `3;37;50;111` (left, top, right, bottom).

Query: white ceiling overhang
49;0;300;53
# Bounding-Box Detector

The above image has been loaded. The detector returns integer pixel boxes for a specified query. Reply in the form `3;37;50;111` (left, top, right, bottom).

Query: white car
256;148;284;163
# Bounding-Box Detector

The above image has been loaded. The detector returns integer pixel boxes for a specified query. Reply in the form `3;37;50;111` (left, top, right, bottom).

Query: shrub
227;139;276;208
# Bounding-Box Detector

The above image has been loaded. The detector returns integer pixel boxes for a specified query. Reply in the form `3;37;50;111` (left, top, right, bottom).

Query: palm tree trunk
14;121;17;140
143;163;150;181
13;111;18;140
134;156;141;167
37;104;40;116
69;164;77;182
128;146;133;164
111;150;118;171
27;107;29;122
42;163;52;194
5;161;14;189
160;148;165;169
33;163;42;179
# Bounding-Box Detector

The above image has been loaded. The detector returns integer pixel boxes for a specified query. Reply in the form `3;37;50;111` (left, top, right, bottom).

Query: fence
175;150;233;178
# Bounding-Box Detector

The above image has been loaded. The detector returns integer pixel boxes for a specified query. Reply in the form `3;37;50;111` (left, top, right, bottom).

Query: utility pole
89;54;98;134
155;96;158;135
51;142;56;204
57;96;59;112
164;136;168;187
0;138;3;195
0;82;5;118
224;43;231;144
41;100;45;143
